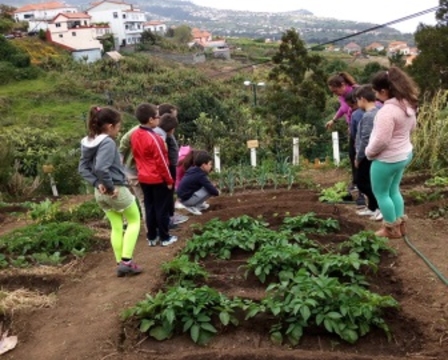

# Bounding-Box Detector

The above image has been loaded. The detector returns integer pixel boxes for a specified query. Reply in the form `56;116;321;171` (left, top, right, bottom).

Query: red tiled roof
192;28;211;39
57;12;91;19
144;20;164;26
14;2;71;13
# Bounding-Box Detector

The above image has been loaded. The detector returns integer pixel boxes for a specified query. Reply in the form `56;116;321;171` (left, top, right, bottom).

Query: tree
173;25;193;44
388;52;406;68
436;0;448;24
410;23;448;94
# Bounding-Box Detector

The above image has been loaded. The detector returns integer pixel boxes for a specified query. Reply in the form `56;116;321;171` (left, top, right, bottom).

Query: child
78;106;142;277
354;85;382;221
154;107;189;227
176;151;219;215
366;66;418;239
345;90;365;208
131;103;177;247
119;123;147;232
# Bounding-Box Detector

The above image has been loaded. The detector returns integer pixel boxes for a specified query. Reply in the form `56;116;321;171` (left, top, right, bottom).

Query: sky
191;0;439;33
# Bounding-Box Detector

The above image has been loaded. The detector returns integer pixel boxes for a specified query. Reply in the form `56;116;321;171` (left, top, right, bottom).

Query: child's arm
93;138;117;193
198;172;219;196
366;108;394;159
151;134;173;186
78;150;99;188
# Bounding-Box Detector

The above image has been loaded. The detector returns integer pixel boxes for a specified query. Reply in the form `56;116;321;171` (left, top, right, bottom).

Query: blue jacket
176;167;219;202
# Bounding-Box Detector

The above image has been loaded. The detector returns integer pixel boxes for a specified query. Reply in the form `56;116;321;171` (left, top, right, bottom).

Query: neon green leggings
105;201;140;263
370;153;412;223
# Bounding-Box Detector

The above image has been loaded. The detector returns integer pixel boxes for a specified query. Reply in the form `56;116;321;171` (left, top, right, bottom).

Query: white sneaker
356;208;375;216
175;201;185;210
197;202;210;211
184;206;202;215
148;237;159;247
369;209;383;221
161;235;178;246
171;214;189;225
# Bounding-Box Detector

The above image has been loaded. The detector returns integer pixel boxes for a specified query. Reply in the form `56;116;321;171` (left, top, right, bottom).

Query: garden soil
1;172;447;360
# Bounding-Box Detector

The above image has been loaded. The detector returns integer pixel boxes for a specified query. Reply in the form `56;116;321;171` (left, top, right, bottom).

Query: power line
211;5;441;78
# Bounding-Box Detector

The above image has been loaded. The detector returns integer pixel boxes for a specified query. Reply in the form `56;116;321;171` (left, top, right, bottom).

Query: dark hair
371;66;419;108
87;106;121;138
193;151;213;167
355;84;376;102
158;103;178;116
135;103;158;124
328;72;357;88
344;90;356;104
159;113;178;132
178;149;196;171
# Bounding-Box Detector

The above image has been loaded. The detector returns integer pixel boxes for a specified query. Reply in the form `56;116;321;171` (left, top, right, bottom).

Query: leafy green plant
261;269;398;345
28;199;60;223
123;286;243;345
338;231;396;264
319;182;349;202
54;199;104;223
31;251;66;265
425;176;448;187
161;255;208;286
11;255;29;268
0;222;95;262
408;189;444;204
281;212;340;234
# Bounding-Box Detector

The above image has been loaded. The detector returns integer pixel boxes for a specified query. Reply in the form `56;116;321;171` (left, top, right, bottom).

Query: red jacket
130;127;173;185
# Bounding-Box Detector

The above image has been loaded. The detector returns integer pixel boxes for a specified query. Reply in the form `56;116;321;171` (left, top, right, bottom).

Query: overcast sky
191;0;439;33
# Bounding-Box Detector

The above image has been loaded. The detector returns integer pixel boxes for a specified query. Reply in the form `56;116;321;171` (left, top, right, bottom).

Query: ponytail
328;72;357;88
371;66;419;108
87;106;121;138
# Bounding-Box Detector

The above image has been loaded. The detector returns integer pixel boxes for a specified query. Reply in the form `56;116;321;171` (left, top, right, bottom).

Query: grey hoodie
78;134;127;193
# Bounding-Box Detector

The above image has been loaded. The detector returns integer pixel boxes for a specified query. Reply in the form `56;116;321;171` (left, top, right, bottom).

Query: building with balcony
143;20;166;34
14;1;78;33
86;0;145;47
47;12;104;63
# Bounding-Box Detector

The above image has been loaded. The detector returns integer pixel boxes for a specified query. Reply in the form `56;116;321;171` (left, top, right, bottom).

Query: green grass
0;78;54;96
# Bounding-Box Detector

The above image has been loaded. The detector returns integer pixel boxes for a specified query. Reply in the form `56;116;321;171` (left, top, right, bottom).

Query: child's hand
111;188;119;198
167;184;173;190
98;184;107;194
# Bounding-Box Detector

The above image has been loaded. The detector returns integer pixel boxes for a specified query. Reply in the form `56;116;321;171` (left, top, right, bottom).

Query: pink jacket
175;146;192;189
365;98;416;163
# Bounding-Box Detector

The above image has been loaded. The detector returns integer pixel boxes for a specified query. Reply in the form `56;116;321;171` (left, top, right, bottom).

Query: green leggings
105;201;140;263
370;153;412;223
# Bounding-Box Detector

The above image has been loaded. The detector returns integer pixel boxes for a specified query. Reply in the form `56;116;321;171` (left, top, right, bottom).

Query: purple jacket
335;85;354;124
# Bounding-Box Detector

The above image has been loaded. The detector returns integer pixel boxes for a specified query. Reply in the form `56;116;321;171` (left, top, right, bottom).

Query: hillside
4;0;414;46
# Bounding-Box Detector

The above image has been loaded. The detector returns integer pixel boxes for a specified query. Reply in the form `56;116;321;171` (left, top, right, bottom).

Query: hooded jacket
365;98;417;163
176;166;219;202
78;134;127;193
130;126;173;185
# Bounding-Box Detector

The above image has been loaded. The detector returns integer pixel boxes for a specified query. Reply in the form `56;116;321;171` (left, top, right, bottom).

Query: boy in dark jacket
176;151;219;215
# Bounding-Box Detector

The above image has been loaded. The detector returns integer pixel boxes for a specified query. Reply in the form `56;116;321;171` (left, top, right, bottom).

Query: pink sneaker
117;260;142;277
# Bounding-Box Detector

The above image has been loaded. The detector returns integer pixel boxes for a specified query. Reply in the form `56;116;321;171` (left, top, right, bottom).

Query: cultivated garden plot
0;185;447;360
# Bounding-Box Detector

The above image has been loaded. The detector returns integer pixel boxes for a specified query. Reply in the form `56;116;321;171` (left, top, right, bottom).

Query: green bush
0;222;95;265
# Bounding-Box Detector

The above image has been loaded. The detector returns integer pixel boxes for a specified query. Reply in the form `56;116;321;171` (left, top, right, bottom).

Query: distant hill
4;0;414;46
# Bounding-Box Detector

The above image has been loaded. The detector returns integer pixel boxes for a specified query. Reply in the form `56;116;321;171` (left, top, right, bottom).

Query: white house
47;12;104;63
143;20;166;34
86;0;145;47
388;41;410;56
14;1;78;33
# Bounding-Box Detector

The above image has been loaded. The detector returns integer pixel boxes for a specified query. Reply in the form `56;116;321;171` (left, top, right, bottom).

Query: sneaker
184;206;202;216
148;237;159;247
171;214;189;225
169;221;178;230
175;201;186;210
356;195;366;209
356;208;375;216
117;260;142;277
197;202;210;211
161;235;178;247
369;209;383;221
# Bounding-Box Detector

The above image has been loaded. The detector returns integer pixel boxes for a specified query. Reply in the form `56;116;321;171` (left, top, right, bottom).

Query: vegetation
126;215;398;346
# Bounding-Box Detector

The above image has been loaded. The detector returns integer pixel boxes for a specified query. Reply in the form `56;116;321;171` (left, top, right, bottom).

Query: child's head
135;103;159;128
194;151;213;173
328;72;356;96
371;66;419;108
158;103;178;118
88;106;121;139
355;85;376;110
159;113;178;135
344;90;357;110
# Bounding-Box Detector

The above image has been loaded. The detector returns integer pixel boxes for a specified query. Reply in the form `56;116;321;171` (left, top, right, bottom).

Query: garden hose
403;235;448;286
